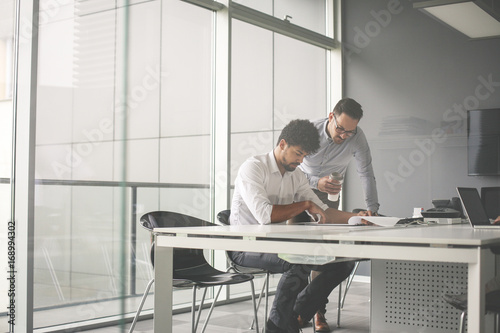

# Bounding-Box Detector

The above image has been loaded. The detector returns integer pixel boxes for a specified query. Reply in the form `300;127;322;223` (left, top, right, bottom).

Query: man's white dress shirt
230;151;328;225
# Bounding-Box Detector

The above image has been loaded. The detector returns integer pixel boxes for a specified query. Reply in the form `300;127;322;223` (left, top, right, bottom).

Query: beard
333;135;346;144
282;161;300;172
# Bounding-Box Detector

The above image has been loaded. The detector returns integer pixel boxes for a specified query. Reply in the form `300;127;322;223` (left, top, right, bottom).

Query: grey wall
342;0;500;218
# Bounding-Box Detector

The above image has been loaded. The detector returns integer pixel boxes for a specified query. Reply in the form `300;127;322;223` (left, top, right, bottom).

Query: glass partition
0;0;14;331
33;0;214;328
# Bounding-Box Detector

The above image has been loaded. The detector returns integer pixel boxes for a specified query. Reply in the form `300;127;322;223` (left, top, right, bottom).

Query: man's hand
317;175;342;195
360;218;374;225
494;216;500;225
356;210;378;216
305;202;327;223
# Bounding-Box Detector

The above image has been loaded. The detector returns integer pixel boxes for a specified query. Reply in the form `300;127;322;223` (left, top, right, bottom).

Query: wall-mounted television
467;108;500;176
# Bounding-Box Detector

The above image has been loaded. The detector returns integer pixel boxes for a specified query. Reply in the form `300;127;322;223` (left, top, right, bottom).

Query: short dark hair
277;119;320;154
332;97;363;120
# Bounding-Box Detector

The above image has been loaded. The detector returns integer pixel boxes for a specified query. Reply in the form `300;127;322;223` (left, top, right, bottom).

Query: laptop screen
457;187;490;226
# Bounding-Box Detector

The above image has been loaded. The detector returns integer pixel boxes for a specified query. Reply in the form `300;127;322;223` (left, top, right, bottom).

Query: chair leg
248;279;260;333
194;287;211;333
337;261;361;328
340;261;360;309
251;274;268;330
197;283;259;333
265;272;269;332
128;278;155;333
459;311;466;333
200;285;224;333
495;312;500;333
337;280;343;328
192;286;198;333
192;287;209;332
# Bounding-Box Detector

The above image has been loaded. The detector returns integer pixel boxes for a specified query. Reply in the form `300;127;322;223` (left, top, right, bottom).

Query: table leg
468;248;495;332
154;241;173;333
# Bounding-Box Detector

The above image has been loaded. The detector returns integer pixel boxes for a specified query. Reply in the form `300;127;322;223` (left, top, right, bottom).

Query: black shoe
443;293;467;310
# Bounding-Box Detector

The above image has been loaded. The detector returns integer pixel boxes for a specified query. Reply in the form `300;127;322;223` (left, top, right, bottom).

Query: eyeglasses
332;114;357;137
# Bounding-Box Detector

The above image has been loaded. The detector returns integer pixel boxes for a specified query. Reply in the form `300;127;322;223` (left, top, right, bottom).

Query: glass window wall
32;0;214;328
233;0;326;34
6;0;339;330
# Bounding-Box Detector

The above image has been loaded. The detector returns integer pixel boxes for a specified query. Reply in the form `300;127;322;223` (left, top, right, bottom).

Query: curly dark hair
333;97;363;120
277;119;320;154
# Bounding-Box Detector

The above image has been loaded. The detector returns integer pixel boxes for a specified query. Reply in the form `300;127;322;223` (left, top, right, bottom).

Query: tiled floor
0;281;370;332
95;280;371;333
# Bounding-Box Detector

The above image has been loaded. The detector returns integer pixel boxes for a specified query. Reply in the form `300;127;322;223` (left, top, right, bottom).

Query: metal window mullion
212;0;231;303
13;0;40;331
230;2;338;50
181;0;225;11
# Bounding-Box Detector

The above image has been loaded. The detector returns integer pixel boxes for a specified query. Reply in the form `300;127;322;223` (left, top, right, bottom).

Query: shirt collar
268;151;281;175
322;118;333;143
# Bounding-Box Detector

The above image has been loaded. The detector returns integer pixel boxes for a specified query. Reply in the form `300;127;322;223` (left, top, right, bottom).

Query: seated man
229;119;368;333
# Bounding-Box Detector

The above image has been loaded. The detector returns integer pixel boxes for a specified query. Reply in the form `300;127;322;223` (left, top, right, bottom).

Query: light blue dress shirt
299;118;380;213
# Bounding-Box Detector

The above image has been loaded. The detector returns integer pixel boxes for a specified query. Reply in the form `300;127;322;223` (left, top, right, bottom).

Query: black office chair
216;209;271;331
129;211;260;333
443;290;500;333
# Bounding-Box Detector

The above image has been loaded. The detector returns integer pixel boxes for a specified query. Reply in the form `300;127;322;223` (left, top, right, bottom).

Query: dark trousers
230;251;355;329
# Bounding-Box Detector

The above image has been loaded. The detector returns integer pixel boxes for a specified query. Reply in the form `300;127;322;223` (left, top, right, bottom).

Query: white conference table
153;223;500;332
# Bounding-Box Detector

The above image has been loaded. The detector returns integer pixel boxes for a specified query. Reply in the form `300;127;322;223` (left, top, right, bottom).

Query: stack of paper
348;216;402;227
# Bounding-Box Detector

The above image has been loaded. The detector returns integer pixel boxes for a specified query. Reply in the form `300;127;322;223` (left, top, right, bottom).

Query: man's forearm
270;201;312;223
324;208;356;224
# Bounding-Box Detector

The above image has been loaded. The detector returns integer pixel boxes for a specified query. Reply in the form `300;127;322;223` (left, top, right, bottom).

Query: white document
348;216;401;227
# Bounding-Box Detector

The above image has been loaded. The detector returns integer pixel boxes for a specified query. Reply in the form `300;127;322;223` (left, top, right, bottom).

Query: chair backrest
140;211;211;230
140;211;214;274
486;290;500;313
216;209;231;226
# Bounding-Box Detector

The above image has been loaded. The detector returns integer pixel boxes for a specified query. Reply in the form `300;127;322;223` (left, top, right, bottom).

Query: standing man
230;119;368;333
299;97;379;213
297;97;380;331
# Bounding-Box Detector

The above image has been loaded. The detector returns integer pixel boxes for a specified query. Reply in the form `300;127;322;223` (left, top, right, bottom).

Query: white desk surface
154;223;500;247
153;223;500;333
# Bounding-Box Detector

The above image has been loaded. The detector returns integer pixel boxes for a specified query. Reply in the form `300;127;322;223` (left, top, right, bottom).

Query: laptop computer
456;187;498;229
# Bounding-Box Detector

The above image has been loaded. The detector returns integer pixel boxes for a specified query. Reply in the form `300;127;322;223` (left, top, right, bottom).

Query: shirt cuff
309;176;320;190
367;204;380;214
